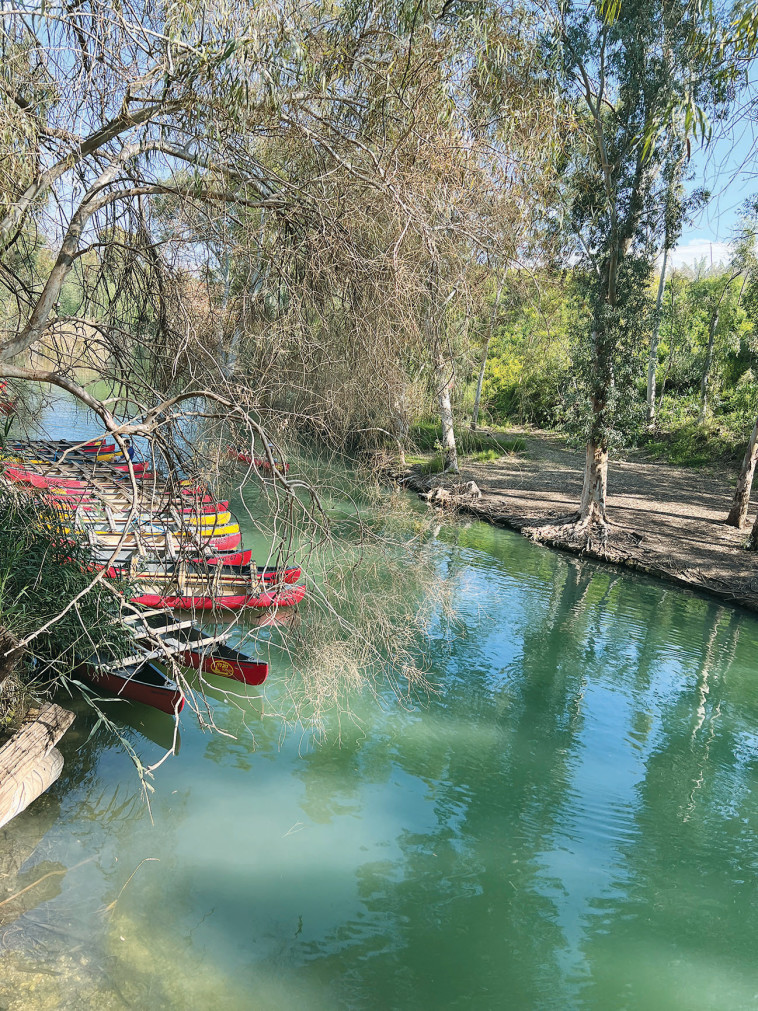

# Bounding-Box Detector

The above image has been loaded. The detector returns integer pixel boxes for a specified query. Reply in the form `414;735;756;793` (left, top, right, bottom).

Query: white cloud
666;238;732;270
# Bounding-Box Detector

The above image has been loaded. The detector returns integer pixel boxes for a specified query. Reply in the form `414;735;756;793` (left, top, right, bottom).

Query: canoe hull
75;662;185;715
227;448;290;472
179;648;269;686
131;583;306;611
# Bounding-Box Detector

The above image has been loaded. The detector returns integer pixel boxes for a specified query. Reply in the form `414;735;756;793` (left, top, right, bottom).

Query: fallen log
0;703;75;829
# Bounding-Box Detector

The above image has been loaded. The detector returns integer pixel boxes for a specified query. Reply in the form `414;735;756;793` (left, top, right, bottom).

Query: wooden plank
161;632;232;651
132;619;196;637
102;647;177;668
122;608;173;623
0;704;75;830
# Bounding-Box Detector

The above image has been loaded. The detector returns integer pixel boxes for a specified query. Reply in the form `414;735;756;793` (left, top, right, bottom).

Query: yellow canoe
54;507;232;528
56;521;240;539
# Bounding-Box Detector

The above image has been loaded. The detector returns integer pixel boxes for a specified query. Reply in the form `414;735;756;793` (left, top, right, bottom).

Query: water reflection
4;407;758;1006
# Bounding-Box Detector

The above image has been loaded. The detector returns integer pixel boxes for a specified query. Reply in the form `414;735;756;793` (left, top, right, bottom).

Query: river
2;395;758;1008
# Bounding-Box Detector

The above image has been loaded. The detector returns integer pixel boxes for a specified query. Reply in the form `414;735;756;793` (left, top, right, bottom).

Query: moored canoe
75;655;185;715
131;582;306;611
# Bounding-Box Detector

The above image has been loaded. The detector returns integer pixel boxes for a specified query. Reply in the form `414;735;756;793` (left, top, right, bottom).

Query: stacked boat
0;436;306;713
0;437;306;611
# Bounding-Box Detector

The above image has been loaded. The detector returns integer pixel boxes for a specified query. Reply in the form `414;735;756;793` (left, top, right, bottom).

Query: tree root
522;512;610;553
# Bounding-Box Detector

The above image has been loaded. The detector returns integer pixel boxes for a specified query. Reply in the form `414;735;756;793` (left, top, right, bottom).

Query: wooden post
0;703;75;829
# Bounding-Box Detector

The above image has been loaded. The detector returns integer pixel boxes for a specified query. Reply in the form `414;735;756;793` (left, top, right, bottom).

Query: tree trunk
392;385;409;466
646;245;668;426
426;256;458;473
435;347;459;473
658;282;677;410
698;306;719;424
747;509;758;550
579;440;608;524
726;415;758;527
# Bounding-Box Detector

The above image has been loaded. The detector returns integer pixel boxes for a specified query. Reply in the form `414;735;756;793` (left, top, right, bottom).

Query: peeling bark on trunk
426;256;458;474
658;307;676;409
646;245;668;426
579;440;608;525
392;387;409;466
435;347;459;474
726;415;758;528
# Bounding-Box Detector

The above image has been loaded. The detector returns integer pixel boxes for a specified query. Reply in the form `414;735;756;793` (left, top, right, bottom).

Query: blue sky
671;87;757;269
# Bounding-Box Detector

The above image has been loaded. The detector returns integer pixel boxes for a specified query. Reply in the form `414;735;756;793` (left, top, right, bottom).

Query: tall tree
544;0;720;543
725;202;758;526
646;157;691;426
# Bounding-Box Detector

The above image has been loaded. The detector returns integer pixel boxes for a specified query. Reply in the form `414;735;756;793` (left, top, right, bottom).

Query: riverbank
395;428;758;614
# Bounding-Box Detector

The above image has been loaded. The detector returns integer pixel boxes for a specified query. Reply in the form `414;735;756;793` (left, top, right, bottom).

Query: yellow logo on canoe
211;659;234;677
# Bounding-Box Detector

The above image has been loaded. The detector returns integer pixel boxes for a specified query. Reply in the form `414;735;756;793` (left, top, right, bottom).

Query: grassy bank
406;423;526;475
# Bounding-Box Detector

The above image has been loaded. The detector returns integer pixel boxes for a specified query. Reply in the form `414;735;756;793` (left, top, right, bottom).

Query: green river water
2;395;758;1009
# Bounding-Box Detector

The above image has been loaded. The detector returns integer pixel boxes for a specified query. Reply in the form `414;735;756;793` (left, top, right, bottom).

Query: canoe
126;610;269;686
69;509;234;530
9;438;120;456
3;464;157;489
116;557;301;584
179;636;269;685
75;654;185;715
130;613;269;686
20;449;121;463
131;582;306;611
186;556;302;583
20;460;156;483
11;437;117;454
227;448;290;473
24;452;149;471
67;514;236;538
86;529;242;552
47;485;227;516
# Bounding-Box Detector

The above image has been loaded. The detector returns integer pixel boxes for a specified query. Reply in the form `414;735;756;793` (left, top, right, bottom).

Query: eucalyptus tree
721;204;758;529
537;0;721;543
646;155;690;426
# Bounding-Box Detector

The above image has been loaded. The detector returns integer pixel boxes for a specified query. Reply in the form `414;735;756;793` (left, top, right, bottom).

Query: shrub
0;487;134;722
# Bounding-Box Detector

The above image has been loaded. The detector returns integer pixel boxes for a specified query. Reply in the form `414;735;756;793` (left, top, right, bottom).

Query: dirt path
402;430;758;613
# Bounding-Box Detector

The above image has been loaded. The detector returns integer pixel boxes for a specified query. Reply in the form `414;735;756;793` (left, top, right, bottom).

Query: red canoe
130;611;269;687
227;448;290;473
202;531;241;551
131;583;306;611
179;636;269;686
75;656;185;715
181;500;229;515
3;465;49;489
187;550;302;583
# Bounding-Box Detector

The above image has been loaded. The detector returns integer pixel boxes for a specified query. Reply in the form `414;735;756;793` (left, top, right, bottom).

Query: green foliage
418;454;445;475
481;276;576;426
468;259;757;469
409;423;524;456
642;417;745;467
